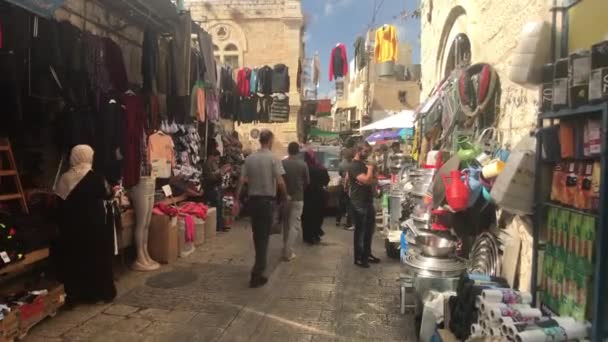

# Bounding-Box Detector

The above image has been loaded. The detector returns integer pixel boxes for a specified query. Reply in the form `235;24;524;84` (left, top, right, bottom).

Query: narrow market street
25;221;416;342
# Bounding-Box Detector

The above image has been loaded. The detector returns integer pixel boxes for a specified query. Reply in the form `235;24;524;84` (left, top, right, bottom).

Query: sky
301;0;421;97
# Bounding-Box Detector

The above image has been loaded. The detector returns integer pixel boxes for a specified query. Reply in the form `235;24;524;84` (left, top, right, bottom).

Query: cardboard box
205;208;217;241
148;215;178;264
118;209;136;249
194;217;205;246
0;310;18;339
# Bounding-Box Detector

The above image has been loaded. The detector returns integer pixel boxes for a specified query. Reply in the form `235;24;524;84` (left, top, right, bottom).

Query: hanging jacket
271;64;290;93
374;25;398;63
236;67;251;97
250;68;258;94
257;65;273;95
354;36;367;71
329;44;348;81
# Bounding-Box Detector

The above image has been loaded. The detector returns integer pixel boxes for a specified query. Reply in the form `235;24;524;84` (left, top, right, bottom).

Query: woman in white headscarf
54;145;116;307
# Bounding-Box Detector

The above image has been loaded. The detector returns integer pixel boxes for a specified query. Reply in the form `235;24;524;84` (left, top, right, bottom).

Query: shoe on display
344;225;354;231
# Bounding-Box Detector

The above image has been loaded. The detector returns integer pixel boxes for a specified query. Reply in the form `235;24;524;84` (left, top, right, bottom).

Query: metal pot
415;234;458;257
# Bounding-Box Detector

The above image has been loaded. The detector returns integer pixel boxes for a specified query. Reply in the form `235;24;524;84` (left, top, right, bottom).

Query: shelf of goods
532;102;608;342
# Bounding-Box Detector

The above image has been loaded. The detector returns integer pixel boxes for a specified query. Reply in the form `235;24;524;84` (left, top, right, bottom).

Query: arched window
444;33;471;77
217;43;240;68
224;43;238;52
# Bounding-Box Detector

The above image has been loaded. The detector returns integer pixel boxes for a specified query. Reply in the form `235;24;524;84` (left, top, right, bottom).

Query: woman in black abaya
54;145;116;306
302;150;330;244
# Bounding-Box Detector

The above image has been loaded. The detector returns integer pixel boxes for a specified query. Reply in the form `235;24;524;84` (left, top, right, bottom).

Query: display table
0;248;49;277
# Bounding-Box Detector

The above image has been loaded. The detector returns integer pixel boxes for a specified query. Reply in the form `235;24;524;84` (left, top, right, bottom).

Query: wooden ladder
0;138;28;214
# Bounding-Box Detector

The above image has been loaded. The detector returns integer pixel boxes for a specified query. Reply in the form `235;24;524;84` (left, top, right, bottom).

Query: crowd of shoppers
234;131;383;287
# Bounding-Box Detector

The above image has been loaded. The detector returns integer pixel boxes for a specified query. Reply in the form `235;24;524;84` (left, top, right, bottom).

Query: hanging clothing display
190;82;206;121
236;67;251;97
250;68;258;94
104;37;129;93
141;29;158;93
197;30;217;88
93;99;125;185
257;96;272;123
122;94;146;188
329;43;348;81
206;90;220;121
374;24;398;63
272;64;290;93
257;65;273;95
172;11;192;96
269;94;290;122
172;124;203;185
354;36;367;71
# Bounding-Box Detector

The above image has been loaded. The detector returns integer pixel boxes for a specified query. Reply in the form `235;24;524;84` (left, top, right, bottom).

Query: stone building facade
420;0;551;145
187;0;304;151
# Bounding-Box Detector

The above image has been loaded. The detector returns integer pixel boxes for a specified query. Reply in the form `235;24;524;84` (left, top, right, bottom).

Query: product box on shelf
568;50;591;108
589;40;608;102
553;58;570;110
540;63;554;112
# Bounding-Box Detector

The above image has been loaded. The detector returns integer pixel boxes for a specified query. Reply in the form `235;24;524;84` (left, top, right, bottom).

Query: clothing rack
59;5;143;48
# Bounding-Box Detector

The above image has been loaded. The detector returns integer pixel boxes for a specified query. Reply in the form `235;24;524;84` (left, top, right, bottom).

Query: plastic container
482;159;505;178
442;170;470;211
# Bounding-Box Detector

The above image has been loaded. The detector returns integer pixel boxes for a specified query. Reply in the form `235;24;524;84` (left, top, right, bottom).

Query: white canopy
359;110;415;131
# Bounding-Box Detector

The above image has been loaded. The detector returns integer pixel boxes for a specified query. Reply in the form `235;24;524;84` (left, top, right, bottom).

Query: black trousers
249;196;274;277
336;188;352;226
352;205;375;262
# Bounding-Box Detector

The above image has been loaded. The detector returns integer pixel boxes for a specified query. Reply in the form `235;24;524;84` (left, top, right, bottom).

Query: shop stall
406;10;607;342
0;0;234;338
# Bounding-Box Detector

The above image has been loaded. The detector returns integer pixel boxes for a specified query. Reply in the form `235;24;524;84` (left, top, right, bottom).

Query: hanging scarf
55;145;94;200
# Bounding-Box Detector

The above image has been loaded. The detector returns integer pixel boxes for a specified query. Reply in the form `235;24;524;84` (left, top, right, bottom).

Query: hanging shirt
312;54;321;87
250;68;258;94
148;132;175;178
190;84;205;121
374;25;398;63
329;44;348;81
354;36;367;71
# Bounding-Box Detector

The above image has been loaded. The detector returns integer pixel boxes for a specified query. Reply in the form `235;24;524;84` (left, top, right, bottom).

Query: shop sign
5;0;65;18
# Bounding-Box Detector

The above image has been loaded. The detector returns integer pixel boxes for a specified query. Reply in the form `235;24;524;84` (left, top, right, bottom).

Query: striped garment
269;96;290;122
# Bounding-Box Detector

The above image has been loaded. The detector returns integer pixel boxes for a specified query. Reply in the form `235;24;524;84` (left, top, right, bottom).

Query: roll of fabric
482;289;533;304
480;300;531;316
505;317;576;337
514;319;588;342
475;295;482;308
471;323;483;336
516;329;546;342
490;307;542;321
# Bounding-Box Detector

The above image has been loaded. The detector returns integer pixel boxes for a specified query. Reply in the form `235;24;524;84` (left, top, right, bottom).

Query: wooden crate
0;310;18;341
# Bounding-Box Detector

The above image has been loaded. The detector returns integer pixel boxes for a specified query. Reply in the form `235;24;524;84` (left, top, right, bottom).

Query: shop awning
359;110;415;131
309;127;339;138
5;0;65;18
99;0;180;33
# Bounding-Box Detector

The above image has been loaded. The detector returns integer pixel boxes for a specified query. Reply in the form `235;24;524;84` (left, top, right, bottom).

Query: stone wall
188;0;303;146
420;0;551;145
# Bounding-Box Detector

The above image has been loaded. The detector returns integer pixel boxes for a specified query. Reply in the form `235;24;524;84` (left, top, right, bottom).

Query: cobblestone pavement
25;220;416;342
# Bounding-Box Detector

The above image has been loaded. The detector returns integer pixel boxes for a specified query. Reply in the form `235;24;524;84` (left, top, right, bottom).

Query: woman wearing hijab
54;145;116;306
302;150;330;244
